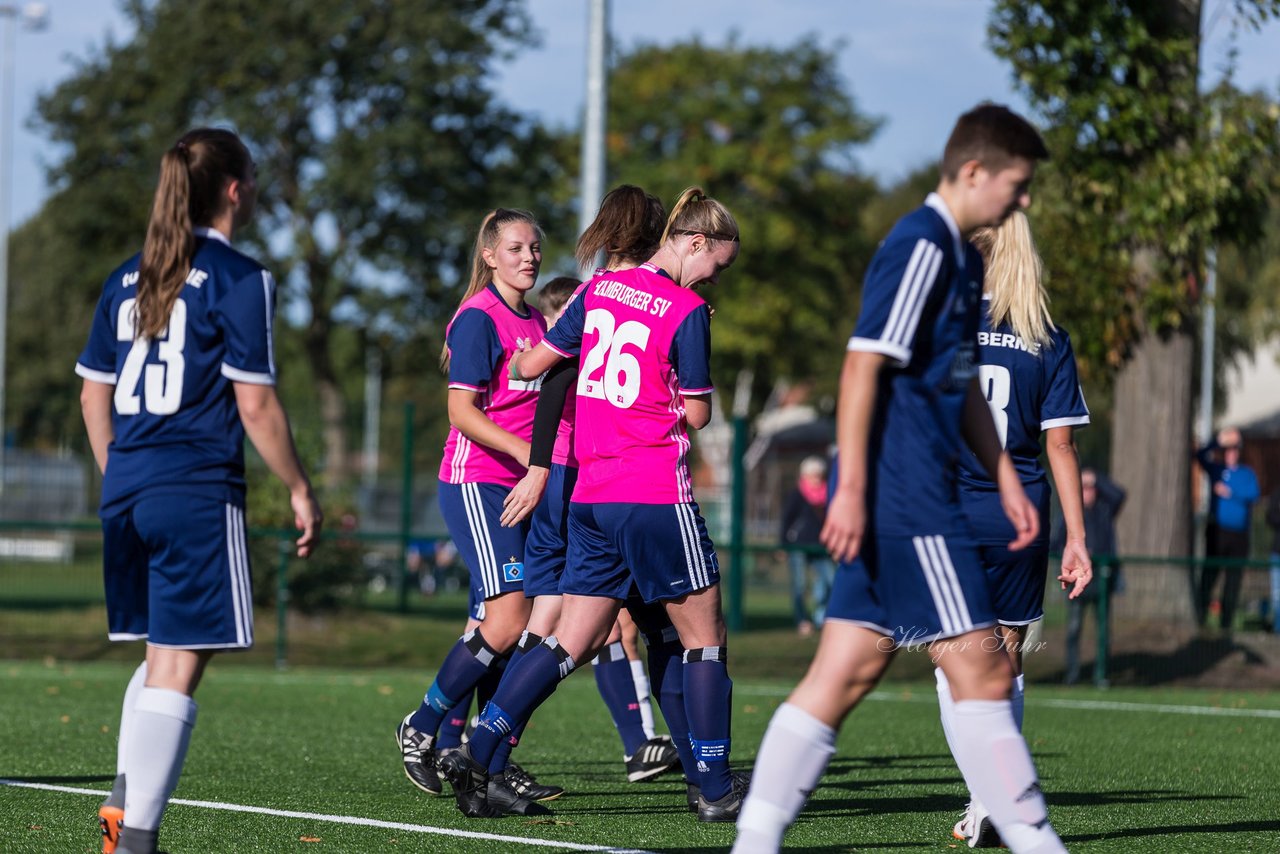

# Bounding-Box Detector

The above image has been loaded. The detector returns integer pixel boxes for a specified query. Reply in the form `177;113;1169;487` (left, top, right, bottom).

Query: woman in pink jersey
440;188;750;823
396;208;559;814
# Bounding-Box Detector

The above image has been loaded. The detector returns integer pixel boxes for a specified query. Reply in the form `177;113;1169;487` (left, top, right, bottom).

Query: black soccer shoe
691;768;747;819
625;735;681;782
396;714;442;795
505;762;565;802
437;745;504;818
487;774;553;816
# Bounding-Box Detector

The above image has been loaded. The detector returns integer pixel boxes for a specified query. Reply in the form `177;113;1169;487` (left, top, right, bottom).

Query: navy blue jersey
848;194;983;537
76;228;277;515
957;309;1090;493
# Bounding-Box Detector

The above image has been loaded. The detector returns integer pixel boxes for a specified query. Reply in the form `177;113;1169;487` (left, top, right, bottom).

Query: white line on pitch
736;684;1280;719
0;779;655;853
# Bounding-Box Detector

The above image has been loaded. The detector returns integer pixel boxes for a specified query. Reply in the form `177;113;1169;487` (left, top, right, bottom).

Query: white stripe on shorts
912;535;973;637
225;504;253;647
676;504;709;589
461;483;499;596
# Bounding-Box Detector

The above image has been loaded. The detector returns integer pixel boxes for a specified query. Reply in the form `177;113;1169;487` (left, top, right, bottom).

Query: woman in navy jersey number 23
77;128;322;854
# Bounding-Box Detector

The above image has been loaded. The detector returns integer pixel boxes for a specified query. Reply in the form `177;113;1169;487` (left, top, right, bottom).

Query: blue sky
6;0;1278;227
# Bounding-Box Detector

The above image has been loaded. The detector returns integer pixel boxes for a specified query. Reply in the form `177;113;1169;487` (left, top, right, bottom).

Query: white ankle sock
630;659;656;739
123;688;197;832
117;662;149;776
949;699;1064;853
732;703;836;853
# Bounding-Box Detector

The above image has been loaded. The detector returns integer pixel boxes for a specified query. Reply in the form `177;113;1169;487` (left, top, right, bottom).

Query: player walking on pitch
944;209;1092;847
732;104;1067;854
77;128;322;854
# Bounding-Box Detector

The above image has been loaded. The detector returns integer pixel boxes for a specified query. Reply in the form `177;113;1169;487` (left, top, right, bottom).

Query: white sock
937;666;986;815
949;699;1065;854
629;659;657;739
732;703;836;853
123;688;197;832
1011;673;1026;731
117;662;149;776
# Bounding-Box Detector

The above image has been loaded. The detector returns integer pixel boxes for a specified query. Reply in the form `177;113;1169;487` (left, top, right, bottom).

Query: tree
601;36;881;410
989;1;1280;565
21;0;567;482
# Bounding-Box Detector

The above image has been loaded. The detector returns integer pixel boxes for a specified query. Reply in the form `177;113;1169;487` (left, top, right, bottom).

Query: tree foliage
990;0;1280;380
602;36;881;409
19;0;568;481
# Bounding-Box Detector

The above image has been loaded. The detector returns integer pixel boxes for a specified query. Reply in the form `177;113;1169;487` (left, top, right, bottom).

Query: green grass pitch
2;659;1279;852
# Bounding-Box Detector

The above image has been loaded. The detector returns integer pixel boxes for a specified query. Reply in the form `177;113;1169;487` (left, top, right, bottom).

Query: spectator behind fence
1052;468;1125;685
1194;427;1259;633
1266;491;1280;634
779;456;836;636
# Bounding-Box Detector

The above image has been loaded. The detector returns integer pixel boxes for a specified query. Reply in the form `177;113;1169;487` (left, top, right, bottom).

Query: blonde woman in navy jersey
77;128;321;854
943;210;1092;846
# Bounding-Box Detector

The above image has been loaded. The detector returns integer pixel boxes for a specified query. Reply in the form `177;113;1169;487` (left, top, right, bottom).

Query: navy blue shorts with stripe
563;501;719;603
438;481;529;603
826;529;996;646
523;463;576;599
961;481;1051;625
102;492;254;649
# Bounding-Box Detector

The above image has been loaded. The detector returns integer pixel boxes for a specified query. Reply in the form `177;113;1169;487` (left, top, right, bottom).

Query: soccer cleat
625;735;680;782
437;745;505;818
686;769;751;813
487;773;553;816
505;762;565;802
98;804;124;854
696;770;751;823
396;713;442;795
953;801;1003;848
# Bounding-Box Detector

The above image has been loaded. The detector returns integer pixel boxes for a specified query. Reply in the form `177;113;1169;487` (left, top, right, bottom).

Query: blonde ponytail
971;211;1053;352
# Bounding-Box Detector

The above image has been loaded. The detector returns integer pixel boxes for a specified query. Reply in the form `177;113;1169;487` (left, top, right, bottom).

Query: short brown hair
538;276;580;315
941;103;1048;180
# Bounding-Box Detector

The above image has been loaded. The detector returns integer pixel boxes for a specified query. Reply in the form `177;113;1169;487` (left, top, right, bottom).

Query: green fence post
398;401;415;613
726;415;747;632
275;534;290;671
1093;558;1111;688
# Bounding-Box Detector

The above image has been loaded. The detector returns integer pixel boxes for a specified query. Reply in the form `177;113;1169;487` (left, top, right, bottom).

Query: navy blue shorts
825;529;996;646
102;493;253;649
563;501;719;603
961;482;1051;625
523;464;576;599
439;481;529;603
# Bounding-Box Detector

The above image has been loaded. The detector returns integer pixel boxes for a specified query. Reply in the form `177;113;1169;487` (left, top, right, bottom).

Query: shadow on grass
3;773;114;784
1064;818;1280;844
1045;634;1267;687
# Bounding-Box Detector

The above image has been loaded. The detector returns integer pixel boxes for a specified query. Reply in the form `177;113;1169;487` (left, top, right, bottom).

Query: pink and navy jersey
438;285;547;487
847;193;984;537
549;279;593;468
75;228;277;516
544;263;713;504
958;306;1090;493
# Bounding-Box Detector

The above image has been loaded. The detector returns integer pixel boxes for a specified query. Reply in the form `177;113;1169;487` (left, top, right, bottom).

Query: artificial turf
2;659;1279;852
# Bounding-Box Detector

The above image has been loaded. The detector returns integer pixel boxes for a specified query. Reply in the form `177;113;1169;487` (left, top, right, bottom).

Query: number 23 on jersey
115;297;187;416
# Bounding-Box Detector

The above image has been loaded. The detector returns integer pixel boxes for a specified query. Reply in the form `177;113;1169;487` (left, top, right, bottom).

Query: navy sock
487;632;541;774
594;641;648;757
469;638;574;768
435;690;473;751
408;629;501;735
684;647;733;801
647;635;695;779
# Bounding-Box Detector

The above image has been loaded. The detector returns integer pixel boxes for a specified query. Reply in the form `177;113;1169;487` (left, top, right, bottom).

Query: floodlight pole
0;3;50;485
578;0;608;276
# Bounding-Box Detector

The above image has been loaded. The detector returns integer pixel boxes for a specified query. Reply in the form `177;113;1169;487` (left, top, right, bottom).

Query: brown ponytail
135;128;252;339
575;185;666;270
